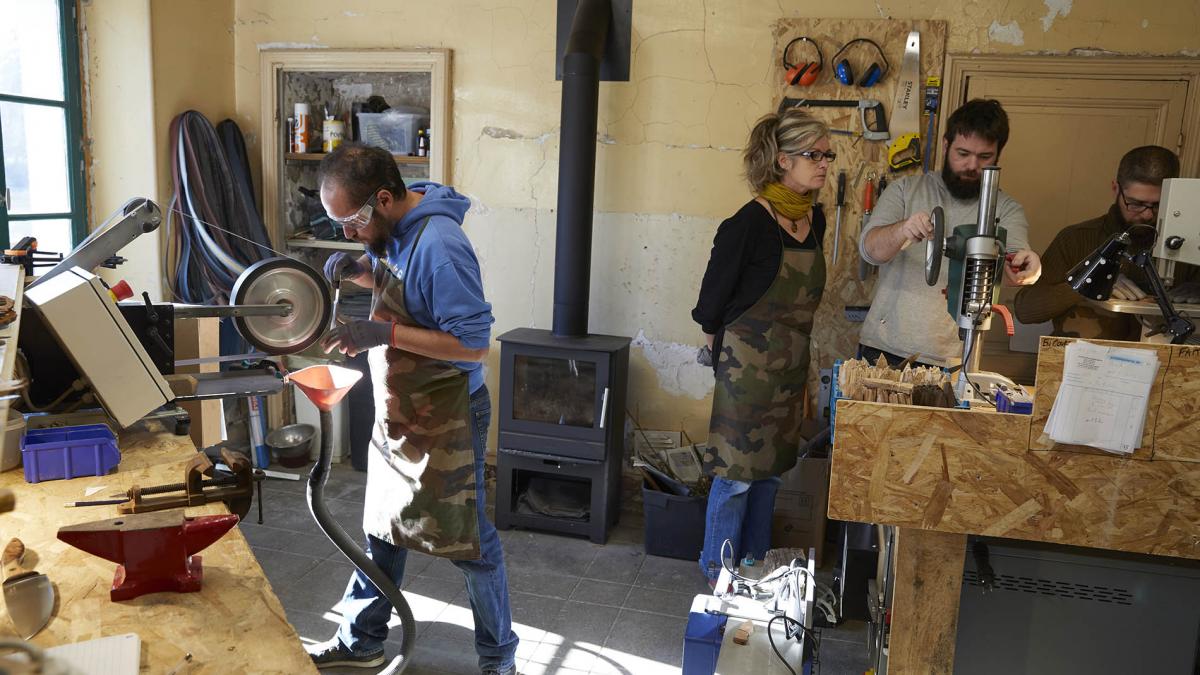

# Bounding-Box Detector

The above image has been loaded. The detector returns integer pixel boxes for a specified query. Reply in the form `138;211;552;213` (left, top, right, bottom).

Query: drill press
925;166;1019;402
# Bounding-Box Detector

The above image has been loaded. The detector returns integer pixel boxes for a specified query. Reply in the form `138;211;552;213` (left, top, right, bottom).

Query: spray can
323;118;345;153
286;116;295;153
293;103;312;153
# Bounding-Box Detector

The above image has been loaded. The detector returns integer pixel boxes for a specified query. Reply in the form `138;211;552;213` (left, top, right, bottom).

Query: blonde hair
743;109;829;192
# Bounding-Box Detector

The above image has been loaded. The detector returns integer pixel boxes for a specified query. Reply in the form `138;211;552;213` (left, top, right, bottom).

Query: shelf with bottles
285;152;430;164
261;49;450;250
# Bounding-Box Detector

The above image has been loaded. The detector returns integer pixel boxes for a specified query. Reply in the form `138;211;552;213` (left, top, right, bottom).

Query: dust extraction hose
308;410;416;666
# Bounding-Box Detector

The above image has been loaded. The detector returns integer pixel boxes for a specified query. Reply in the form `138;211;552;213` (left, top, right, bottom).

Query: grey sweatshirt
858;172;1030;366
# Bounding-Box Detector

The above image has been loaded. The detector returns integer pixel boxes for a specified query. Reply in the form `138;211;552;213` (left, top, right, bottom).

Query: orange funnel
287;364;363;412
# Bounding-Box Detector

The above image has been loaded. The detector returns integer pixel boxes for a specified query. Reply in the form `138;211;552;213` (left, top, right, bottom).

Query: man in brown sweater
1015;146;1199;340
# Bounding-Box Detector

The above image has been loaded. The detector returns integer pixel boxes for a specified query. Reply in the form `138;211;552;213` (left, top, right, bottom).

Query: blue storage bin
22;424;120;484
682;609;727;675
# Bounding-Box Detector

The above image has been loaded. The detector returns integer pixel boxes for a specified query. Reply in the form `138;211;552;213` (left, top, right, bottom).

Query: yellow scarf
759;182;813;221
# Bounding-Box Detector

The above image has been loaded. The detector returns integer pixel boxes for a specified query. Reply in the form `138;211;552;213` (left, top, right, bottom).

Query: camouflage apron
362;218;480;560
704;220;826;481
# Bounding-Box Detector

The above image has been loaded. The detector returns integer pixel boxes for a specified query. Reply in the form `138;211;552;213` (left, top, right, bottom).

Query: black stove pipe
553;0;611;338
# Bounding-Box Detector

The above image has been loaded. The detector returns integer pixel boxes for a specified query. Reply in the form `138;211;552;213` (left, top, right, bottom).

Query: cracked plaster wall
217;0;1200;439
83;0;236;301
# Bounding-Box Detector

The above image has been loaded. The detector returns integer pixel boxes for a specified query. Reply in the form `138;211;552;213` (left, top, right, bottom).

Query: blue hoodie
368;181;494;393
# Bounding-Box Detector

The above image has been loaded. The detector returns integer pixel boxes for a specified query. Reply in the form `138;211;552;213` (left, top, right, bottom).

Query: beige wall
86;0;1200;437
82;0;235;301
227;0;1200;440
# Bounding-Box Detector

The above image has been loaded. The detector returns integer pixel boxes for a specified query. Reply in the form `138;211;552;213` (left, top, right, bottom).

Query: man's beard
366;235;387;258
942;162;982;200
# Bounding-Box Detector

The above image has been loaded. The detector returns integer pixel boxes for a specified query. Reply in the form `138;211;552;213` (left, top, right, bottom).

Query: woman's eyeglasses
796;150;837;163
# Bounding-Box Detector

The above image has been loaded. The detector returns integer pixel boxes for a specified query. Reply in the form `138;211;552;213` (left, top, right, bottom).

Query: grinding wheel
230;257;331;354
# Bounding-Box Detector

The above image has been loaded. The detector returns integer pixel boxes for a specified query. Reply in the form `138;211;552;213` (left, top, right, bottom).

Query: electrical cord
767;614;798;675
164;111;274;304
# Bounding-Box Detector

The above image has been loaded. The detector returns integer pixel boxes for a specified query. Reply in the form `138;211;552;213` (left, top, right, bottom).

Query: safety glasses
329;186;384;228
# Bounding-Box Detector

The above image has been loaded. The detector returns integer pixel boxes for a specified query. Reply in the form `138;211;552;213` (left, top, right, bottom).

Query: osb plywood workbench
0;424;317;674
829;337;1200;674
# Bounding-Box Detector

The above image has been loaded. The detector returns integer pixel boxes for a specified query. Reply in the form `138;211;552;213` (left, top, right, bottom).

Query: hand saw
886;31;921;171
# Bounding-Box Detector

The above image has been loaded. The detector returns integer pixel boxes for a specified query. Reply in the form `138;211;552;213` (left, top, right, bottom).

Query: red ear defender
782;36;823;87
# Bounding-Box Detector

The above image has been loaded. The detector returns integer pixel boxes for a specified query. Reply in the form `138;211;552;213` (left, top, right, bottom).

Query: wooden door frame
938;54;1200;175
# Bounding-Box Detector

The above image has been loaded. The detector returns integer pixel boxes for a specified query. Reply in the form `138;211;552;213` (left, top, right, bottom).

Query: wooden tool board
770;18;948;406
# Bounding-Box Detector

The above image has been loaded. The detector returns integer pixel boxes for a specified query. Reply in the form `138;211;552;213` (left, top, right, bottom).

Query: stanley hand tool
886;31;922;171
922;76;942;173
779;98;890;142
833;170;847;264
2;538;55;639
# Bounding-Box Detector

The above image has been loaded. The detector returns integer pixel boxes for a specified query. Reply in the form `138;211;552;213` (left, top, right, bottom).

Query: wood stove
494;328;629;542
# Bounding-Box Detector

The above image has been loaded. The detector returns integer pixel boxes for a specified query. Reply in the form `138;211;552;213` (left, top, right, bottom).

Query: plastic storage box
357;108;429;156
683;596;727;675
642;481;706;560
22;424;120;483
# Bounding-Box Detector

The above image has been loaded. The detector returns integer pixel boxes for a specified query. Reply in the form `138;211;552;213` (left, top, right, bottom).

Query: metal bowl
265;423;315;466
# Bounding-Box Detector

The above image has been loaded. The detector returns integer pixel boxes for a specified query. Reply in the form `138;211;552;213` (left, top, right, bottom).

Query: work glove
323;252;364;284
1168;281;1200;305
1110;274;1148;301
321;320;393;356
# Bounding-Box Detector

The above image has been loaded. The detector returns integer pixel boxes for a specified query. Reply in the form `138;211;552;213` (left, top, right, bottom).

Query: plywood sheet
1029;336;1172;459
0;424;316;674
830;399;1200;560
888;528;966;675
771;18;948;407
1153;345;1200;463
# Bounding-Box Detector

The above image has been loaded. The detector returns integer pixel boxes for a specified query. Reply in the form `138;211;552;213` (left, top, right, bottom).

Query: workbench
829;337;1200;674
0;423;317;674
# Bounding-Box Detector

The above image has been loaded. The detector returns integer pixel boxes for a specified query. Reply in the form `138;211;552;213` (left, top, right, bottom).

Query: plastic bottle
293;103;312;153
416;129;428;158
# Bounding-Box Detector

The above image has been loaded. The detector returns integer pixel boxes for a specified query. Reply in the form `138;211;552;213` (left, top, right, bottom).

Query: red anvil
58;509;239;601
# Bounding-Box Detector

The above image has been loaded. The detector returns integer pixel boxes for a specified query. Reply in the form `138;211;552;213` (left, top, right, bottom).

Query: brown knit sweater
1014;205;1199;340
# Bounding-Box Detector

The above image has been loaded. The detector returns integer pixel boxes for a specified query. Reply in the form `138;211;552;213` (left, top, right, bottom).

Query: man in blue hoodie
305;143;517;674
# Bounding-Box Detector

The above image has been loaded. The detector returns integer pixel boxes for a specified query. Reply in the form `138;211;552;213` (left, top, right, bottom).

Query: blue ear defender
831;38;889;88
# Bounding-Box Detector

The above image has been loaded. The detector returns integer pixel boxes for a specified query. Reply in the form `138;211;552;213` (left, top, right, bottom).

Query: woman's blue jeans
698;476;782;581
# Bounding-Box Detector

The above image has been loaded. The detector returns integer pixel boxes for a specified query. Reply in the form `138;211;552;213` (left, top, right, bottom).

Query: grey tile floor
241;462;870;675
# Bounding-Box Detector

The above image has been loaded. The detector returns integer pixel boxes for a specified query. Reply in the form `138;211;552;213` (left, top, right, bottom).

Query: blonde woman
692;109;831;582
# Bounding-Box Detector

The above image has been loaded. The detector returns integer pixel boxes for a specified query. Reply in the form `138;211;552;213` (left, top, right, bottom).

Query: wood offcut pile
837;355;958;408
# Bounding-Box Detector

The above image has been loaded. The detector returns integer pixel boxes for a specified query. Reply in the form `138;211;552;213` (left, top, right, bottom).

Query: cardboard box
771;456;830;564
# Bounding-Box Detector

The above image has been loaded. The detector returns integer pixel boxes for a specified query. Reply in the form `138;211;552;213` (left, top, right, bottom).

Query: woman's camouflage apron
362;218;480;560
704;211;826;481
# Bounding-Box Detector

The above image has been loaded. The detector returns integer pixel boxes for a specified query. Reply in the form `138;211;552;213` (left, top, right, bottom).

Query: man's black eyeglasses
1119;185;1159;215
795;150;836;162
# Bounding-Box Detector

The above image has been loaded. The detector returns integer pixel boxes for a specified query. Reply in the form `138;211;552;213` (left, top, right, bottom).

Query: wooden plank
1029;336;1171;459
888;528;967;675
830;399;1200;560
769;18;949;409
174;317;223;450
0;423;316;674
1153;345;1200;463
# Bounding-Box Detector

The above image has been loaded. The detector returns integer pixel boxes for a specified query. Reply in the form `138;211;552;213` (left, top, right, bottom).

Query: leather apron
362;218;480;559
704;216;826;481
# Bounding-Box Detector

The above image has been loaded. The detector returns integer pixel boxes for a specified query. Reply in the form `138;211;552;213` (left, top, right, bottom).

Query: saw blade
887;31;922;171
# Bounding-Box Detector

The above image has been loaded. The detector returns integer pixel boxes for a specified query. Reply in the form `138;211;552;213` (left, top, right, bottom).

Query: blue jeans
335;385;519;671
699;476;782;581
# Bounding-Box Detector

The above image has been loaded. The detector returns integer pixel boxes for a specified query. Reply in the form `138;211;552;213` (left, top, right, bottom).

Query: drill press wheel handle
925;206;946;286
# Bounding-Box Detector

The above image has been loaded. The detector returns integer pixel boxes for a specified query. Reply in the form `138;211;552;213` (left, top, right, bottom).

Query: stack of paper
1044;341;1159;455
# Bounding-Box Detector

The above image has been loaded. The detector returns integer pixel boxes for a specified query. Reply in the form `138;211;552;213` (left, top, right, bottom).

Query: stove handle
599;386;610;429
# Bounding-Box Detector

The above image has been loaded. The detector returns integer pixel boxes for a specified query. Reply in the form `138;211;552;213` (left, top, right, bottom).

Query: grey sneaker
306;638;386;669
481;667;518;675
